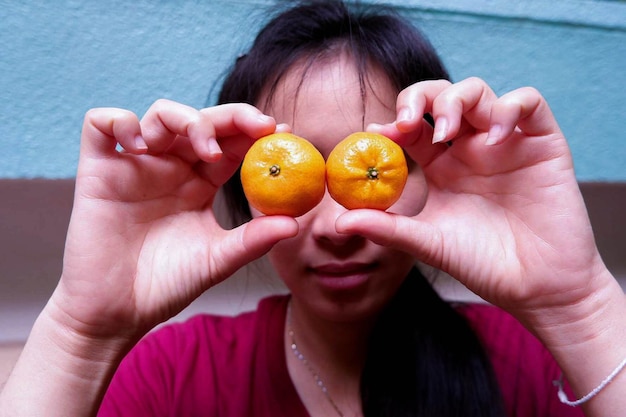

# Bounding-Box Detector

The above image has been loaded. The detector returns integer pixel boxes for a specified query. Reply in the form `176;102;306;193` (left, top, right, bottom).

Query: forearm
0;303;132;417
520;267;626;417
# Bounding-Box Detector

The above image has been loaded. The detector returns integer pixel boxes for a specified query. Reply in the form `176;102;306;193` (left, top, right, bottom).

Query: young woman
1;1;624;416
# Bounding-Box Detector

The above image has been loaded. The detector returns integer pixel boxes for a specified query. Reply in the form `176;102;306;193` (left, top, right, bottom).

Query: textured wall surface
1;0;625;180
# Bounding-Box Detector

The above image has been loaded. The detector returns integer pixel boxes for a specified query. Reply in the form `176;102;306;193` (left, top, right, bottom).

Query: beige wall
0;344;23;387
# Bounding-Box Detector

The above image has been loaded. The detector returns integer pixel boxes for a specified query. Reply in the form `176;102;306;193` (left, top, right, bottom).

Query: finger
199;103;276;162
367;119;447;170
212;216;299;282
335;209;442;268
275;123;292;133
485;87;562;145
140;101;277;165
430;77;498;144
154;103;279;167
192;105;279;188
140;99;221;161
394;79;452;136
368;79;452;169
81;108;145;159
200;103;276;138
194;138;251;189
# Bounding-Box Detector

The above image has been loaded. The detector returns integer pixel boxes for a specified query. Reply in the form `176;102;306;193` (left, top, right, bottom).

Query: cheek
249;205;263;219
391;162;428;216
266;236;304;284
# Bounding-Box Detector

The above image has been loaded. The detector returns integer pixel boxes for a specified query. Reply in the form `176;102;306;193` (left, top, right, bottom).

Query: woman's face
254;54;428;323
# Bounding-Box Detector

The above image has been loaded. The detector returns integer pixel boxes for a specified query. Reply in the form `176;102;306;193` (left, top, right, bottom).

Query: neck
288;299;373;370
285;298;374;417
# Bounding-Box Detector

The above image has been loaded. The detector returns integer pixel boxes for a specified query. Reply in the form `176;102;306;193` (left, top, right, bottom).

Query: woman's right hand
50;99;299;345
0;100;299;417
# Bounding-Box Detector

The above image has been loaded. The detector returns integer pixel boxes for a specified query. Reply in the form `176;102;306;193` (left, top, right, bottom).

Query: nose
309;190;362;247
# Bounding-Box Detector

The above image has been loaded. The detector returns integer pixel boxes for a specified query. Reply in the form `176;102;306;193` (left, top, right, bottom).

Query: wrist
0;300;136;416
519;267;623;349
516;268;626;413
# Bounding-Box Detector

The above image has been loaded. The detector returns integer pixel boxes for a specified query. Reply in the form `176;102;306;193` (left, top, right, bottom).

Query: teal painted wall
1;0;625;181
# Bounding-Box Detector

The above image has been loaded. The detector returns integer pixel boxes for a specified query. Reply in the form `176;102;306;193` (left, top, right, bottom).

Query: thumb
217;216;299;277
336;210;443;267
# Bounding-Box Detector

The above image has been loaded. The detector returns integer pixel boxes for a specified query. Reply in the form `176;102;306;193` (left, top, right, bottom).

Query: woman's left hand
338;77;611;317
347;77;626;417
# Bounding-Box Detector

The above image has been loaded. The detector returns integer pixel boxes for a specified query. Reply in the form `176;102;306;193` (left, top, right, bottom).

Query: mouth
308;261;378;290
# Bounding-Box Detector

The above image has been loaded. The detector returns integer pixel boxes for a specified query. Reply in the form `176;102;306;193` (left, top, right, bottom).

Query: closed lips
309;262;377;276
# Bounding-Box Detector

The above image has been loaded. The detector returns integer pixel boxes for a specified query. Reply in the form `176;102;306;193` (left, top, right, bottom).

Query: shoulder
100;295;291;416
142;294;290;356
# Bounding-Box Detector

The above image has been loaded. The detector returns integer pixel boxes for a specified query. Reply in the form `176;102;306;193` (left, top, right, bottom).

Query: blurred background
1;0;625;381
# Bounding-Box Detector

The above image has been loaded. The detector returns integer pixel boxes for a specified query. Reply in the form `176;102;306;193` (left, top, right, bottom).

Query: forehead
258;54;397;156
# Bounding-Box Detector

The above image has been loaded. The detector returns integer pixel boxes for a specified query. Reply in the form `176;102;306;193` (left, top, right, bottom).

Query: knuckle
498;86;543;109
152;98;174;109
463;76;486;87
85;107;134;124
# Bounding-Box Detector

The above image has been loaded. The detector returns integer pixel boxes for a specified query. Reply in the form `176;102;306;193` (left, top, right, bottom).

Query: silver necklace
287;304;344;417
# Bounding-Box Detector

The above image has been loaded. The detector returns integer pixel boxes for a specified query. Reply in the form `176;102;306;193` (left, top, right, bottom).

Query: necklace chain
287;304;344;417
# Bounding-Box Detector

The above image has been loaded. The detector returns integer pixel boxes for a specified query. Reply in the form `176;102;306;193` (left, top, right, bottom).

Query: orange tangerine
240;132;326;217
326;132;408;210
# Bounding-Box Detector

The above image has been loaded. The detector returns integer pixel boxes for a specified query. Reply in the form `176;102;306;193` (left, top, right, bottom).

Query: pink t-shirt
98;295;583;417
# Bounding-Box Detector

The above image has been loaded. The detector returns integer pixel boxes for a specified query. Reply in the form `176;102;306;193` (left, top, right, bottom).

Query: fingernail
432;117;448;144
485;124;502;146
366;122;382;132
275;123;291;133
134;135;148;151
398;106;412;123
257;114;274;124
207;137;222;158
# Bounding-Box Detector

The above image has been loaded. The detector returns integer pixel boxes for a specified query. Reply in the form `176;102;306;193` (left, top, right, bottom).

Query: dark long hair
217;1;505;415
